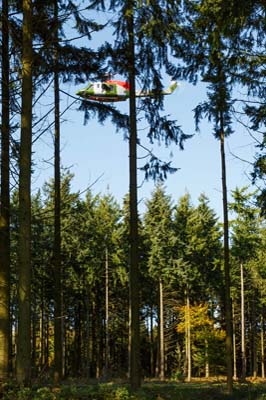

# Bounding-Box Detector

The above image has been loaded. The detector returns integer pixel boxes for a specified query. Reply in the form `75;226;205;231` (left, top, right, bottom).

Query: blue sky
32;77;256;220
32;9;257;220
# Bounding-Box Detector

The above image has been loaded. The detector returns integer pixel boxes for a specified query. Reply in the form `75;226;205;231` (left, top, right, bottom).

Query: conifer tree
86;1;189;387
16;0;33;385
230;186;261;379
0;0;11;380
172;193;223;379
188;193;223;301
172;193;195;381
53;0;63;383
144;183;174;380
167;0;247;390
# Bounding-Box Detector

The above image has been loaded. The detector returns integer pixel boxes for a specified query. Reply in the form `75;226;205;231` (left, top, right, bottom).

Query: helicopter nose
76;90;87;98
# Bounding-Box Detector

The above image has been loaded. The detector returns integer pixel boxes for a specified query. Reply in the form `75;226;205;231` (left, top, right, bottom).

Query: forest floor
2;377;266;399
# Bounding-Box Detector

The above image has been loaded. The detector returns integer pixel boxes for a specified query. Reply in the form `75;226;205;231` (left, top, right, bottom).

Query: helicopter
76;79;178;102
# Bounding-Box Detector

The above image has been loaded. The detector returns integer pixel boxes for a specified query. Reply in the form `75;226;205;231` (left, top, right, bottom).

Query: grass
1;378;266;399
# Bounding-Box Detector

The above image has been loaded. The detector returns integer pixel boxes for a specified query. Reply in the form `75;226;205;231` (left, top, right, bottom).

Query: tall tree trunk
40;299;45;369
45;305;50;367
232;303;237;380
16;0;33;385
240;262;246;380
31;303;37;377
0;0;11;380
159;278;165;380
185;292;191;382
150;306;154;377
205;339;209;379
105;246;109;376
251;294;257;378
261;314;265;378
53;0;63;383
220;126;233;393
84;286;91;378
127;3;141;390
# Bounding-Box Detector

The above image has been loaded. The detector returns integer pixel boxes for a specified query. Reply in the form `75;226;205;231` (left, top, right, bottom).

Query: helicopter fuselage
76;80;130;102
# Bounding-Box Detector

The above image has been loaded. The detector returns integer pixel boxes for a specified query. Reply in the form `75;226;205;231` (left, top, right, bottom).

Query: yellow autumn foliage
176;303;225;341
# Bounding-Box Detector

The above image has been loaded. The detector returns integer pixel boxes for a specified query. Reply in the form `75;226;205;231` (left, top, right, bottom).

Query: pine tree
16;0;33;385
53;0;63;383
170;0;245;390
82;2;190;386
230;186;262;379
188;193;223;302
0;0;11;380
144;183;174;380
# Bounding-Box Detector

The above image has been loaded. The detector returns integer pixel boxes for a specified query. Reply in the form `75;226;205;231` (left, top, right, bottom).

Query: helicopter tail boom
135;81;178;97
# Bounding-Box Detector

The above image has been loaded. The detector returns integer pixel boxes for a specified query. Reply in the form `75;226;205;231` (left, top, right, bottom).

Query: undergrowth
1;380;266;400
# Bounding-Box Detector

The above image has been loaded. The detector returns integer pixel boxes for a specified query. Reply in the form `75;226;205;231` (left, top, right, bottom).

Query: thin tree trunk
105;246;109;375
40;288;46;369
252;294;257;378
40;302;45;369
220;126;233;393
31;304;37;377
53;0;63;383
84;286;91;378
232;302;237;380
240;262;246;380
45;305;50;367
96;311;101;379
16;0;33;385
186;293;191;382
159;278;165;380
205;339;209;379
0;0;11;380
127;3;141;390
261;314;265;378
150;306;154;377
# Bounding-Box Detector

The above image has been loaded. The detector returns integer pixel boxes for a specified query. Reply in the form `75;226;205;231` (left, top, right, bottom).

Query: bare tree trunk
84;286;91;378
185;292;191;382
16;0;33;385
104;246;109;376
127;3;141;390
159;278;165;380
150;306;154;377
261;314;265;378
220;126;233;393
205;339;209;379
240;262;246;380
187;295;191;382
40;301;45;369
53;0;63;383
31;303;37;377
232;303;237;380
251;295;257;378
0;0;11;380
45;305;50;367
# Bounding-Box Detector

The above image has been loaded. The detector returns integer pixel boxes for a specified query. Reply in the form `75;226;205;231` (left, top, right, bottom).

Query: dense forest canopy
0;0;266;397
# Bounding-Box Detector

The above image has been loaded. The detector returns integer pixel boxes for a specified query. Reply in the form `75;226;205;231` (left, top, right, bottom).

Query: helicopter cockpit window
102;83;113;92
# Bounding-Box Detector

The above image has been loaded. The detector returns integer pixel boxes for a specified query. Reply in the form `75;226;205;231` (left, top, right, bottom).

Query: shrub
32;387;57;400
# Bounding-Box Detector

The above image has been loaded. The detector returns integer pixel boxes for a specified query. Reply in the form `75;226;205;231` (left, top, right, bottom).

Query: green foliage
32;387;57;400
3;382;266;400
172;193;222;300
144;183;174;280
87;0;190;181
2;386;32;400
176;303;226;374
230;186;261;262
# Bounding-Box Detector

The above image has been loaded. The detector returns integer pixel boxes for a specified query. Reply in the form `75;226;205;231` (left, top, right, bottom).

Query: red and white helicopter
76;79;178;102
